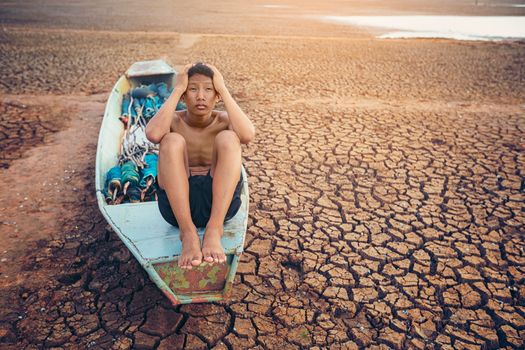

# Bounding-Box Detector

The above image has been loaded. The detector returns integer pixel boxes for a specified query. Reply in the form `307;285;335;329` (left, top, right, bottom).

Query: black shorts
157;170;243;228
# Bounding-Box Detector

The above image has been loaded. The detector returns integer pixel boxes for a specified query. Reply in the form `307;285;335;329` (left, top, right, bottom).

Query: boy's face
184;73;218;115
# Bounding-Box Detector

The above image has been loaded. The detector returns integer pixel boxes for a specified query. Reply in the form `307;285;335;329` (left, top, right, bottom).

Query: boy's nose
197;89;205;99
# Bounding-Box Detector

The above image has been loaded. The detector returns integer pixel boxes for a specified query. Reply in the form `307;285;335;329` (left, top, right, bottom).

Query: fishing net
104;82;185;204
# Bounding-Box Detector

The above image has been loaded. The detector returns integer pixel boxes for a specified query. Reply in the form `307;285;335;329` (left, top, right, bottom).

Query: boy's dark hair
188;63;214;79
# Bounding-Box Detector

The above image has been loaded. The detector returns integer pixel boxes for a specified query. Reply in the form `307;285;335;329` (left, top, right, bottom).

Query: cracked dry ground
1;29;525;349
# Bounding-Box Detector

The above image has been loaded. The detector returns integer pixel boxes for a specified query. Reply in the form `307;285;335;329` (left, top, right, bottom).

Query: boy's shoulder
173;110;183;122
215;110;229;123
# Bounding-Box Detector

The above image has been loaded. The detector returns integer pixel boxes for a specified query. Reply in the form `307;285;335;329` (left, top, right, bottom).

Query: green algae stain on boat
154;256;232;295
199;265;221;289
155;263;191;290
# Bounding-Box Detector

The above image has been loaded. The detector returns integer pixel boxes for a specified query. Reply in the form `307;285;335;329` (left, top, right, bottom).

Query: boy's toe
180;257;193;269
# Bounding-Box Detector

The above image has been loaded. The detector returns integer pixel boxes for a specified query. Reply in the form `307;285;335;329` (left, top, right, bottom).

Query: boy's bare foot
178;228;202;269
202;226;226;264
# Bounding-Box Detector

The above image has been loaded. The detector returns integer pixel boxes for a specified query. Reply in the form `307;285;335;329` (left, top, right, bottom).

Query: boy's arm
208;64;255;144
145;64;192;144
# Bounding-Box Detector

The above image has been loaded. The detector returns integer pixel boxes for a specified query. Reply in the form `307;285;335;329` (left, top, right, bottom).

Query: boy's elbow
145;127;161;144
240;127;255;144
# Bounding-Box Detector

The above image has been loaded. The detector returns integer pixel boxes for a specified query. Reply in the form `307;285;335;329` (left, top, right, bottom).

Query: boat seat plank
102;190;248;262
126;59;175;78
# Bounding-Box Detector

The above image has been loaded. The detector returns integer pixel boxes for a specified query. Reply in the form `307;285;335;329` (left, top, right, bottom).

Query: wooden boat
95;60;249;304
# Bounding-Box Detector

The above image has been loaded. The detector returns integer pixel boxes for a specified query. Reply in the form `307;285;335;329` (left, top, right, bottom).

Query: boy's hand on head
174;63;193;94
205;64;227;96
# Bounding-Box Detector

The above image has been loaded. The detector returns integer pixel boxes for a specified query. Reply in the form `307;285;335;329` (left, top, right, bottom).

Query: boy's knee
215;130;241;151
160;133;186;153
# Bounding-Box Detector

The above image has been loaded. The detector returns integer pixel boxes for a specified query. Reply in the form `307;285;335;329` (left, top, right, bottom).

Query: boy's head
183;62;219;115
188;62;214;80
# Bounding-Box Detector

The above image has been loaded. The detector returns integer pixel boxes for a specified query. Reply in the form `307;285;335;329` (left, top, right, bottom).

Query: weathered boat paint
95;60;249;305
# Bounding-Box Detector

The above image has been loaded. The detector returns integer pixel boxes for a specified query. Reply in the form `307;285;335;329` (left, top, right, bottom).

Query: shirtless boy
145;63;255;269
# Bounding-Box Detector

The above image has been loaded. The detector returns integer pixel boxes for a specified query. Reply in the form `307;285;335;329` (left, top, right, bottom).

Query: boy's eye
206;88;213;91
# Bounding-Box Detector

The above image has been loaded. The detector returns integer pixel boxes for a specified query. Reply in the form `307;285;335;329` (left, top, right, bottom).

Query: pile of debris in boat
103;82;185;204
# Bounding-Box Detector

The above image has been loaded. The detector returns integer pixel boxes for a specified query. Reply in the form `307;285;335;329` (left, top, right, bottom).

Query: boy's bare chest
183;127;219;150
172;118;228;165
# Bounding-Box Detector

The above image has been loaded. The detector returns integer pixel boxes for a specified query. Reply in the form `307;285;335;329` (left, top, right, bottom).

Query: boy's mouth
196;104;207;110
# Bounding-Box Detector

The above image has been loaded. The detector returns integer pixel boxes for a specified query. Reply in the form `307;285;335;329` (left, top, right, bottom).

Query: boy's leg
202;130;242;263
158;133;202;269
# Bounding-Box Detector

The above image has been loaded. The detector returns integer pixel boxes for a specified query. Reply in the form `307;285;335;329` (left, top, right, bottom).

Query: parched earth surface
1;7;525;350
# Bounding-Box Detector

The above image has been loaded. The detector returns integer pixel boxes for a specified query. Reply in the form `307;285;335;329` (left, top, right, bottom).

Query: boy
145;63;255;269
